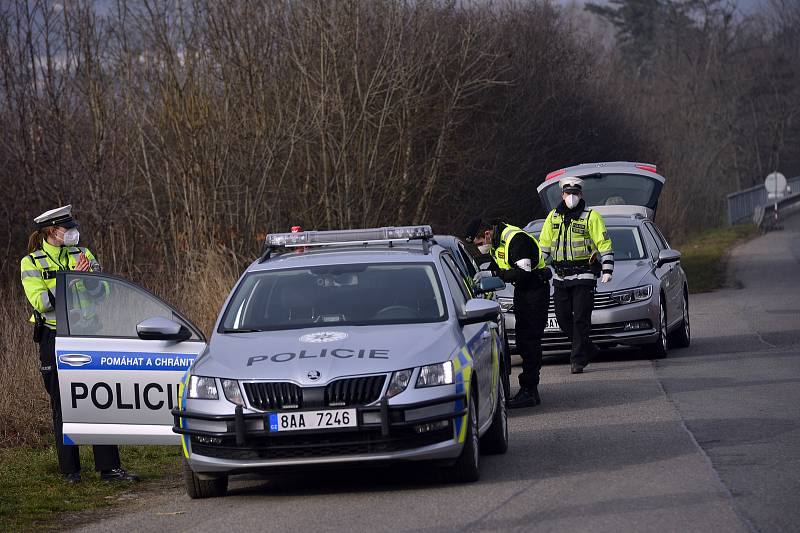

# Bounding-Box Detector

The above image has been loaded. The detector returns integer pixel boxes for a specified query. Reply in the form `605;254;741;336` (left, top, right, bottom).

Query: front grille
547;293;619;313
502;293;619;314
592;292;619;309
191;426;452;460
244;382;303;410
325;375;386;407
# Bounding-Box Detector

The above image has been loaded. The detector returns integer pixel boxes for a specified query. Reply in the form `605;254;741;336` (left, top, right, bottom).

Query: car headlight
221;379;244;406
611;284;652;304
416;361;454;388
386;369;413;398
187;376;218;400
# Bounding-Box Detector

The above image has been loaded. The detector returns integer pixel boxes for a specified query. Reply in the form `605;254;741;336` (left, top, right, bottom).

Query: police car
498;162;690;358
52;226;509;498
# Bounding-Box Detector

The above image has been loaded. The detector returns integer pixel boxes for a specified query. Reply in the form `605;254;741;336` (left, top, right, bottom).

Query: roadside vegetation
0;445;181;532
676;224;760;293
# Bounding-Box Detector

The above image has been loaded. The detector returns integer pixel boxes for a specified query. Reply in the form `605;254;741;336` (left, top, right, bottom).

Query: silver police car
499;162;690;358
51;226;509;499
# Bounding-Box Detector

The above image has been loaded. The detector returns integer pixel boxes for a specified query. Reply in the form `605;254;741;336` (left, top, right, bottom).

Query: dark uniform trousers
39;327;120;474
513;281;549;388
553;283;597;365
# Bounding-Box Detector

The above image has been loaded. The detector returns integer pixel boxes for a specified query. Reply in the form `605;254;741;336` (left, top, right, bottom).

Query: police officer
466;219;550;408
21;205;139;484
538;177;614;374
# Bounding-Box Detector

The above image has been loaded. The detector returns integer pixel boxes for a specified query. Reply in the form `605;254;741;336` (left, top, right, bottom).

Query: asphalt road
76;216;800;533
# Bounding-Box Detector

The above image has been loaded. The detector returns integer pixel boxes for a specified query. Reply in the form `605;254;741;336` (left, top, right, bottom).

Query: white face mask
62;228;80;246
477;243;491;254
565;194;580;209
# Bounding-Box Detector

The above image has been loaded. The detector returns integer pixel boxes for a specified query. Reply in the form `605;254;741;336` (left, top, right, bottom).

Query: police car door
440;254;494;429
54;271;206;445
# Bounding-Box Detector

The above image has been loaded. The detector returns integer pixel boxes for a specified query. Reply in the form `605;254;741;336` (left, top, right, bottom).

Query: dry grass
0;281;52;447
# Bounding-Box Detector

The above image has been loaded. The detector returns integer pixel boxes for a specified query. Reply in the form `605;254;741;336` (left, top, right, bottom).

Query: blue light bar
266;225;433;247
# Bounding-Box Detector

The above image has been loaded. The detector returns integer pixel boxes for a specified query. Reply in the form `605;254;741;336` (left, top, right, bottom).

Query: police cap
34;205;78;229
559;176;583;194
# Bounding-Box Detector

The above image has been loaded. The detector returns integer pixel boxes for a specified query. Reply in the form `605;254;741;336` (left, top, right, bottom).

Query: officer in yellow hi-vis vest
538;177;614;374
466;219;551;408
21;205;138;484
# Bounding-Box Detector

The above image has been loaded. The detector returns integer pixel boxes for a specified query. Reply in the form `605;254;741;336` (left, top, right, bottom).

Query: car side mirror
137;316;192;342
656;249;681;267
475;276;505;294
460;298;501;326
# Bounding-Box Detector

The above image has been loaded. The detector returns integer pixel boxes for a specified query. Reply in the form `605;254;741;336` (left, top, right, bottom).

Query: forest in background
1;0;798;446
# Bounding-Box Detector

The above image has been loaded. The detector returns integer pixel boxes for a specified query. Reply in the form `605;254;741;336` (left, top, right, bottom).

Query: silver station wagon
499;162;691;358
52;226;510;498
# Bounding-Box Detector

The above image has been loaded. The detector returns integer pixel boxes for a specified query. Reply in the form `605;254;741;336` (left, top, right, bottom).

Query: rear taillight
635;164;657;173
545;169;566;181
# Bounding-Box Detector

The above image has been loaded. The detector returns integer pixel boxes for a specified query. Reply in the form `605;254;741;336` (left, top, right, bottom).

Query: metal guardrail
727;176;800;225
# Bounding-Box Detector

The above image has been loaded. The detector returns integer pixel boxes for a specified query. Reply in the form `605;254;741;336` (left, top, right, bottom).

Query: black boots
508;387;541;409
64;472;81;484
571;361;587;374
100;468;140;482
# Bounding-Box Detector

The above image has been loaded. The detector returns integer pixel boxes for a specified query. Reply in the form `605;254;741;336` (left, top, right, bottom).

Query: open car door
537;162;666;218
54;271;206;445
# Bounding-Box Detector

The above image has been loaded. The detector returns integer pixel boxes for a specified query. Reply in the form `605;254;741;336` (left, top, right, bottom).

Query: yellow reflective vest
538;208;613;268
20;240;102;329
491;224;546;270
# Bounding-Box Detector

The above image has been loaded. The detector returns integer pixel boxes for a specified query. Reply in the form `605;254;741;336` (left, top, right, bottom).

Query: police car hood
494;261;649;298
595;260;651;292
193;322;459;384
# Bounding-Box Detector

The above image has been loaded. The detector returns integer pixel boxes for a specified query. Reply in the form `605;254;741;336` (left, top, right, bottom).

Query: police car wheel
668;291;691;349
183;458;228;499
645;299;668;359
446;392;480;483
480;382;508;455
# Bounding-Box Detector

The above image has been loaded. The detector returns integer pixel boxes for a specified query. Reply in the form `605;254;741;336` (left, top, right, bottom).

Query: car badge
308;370;321;381
58;353;92;367
299;331;348;343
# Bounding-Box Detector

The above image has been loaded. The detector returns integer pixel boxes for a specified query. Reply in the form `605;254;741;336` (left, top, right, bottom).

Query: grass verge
677;223;760;293
0;443;182;532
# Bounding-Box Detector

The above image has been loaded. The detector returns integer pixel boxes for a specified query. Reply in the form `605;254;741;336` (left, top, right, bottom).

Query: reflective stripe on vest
549;210;594;262
491;224;545;270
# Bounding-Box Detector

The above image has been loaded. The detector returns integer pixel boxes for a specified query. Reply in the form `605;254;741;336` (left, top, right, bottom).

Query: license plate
545;316;561;332
267;409;357;433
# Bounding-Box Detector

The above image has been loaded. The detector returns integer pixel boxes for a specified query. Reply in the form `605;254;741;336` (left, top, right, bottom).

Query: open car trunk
536;162;666;218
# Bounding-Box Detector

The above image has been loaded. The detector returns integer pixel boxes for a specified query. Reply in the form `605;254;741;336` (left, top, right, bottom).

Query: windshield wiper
222;328;263;333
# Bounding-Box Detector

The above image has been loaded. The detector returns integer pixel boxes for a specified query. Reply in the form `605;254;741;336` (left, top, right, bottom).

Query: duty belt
552;262;592;277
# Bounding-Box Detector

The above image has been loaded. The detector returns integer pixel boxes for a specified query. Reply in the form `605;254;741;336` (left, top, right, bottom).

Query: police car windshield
220;263;447;332
607;227;645;260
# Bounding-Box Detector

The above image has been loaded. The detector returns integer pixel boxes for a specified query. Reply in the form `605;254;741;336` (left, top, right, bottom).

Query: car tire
183;457;228;499
480;381;508;455
669;290;691;348
446;392;480;483
645;298;668;359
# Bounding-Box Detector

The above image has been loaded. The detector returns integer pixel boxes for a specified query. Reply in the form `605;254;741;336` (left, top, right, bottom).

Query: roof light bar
635;164;658;173
545;169;566;181
266;225;433;248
